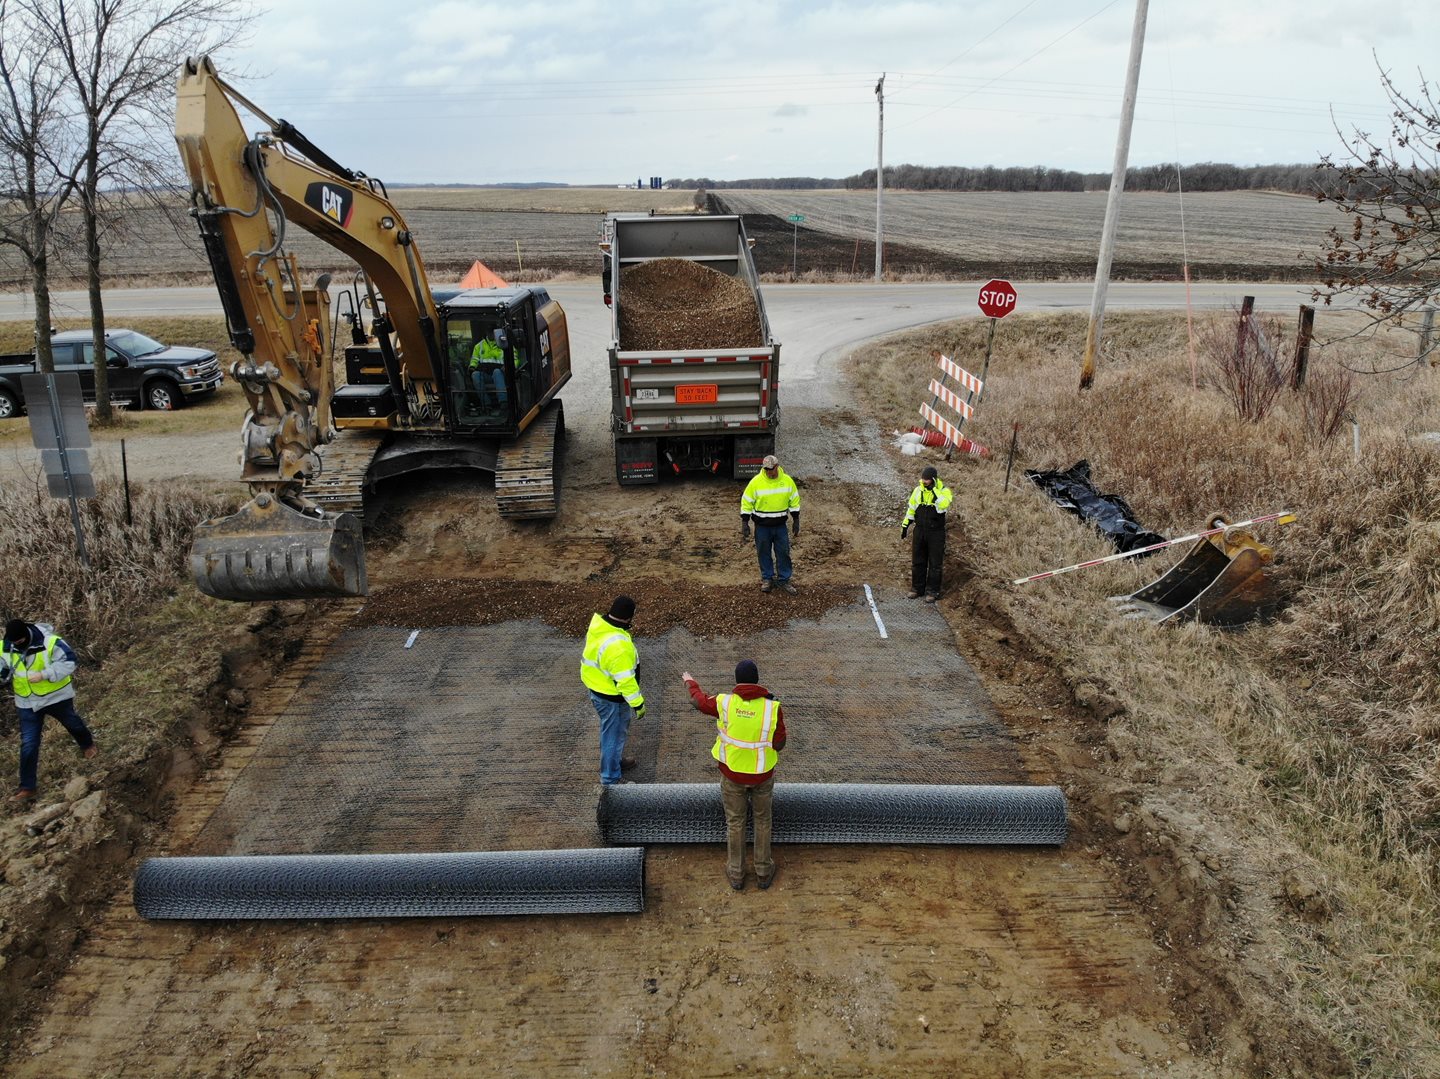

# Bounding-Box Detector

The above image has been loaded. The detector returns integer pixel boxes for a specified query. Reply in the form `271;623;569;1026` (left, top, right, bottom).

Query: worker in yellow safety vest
470;330;507;411
2;619;97;803
740;453;800;594
580;595;645;785
682;659;788;891
900;465;954;602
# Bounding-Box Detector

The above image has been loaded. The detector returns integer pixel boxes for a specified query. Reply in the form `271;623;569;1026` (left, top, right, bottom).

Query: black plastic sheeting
134;847;645;920
1024;459;1165;554
599;783;1068;846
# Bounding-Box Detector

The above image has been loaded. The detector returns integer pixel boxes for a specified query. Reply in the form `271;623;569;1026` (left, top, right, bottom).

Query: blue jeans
589;690;632;785
17;699;94;793
471;367;506;409
753;521;792;582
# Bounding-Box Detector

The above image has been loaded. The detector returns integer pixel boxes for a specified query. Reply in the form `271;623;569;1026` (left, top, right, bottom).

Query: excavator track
495;400;565;519
310;429;386;521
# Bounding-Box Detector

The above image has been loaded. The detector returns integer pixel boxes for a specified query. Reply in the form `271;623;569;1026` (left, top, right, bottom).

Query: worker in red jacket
681;660;787;892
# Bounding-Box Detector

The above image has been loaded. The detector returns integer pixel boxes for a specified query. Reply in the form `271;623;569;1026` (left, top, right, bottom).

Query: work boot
727;872;745;891
906;590;920;600
924;593;939;604
759;580;773;593
757;867;777;890
82;742;98;760
9;789;35;804
781;581;797;595
620;755;637;771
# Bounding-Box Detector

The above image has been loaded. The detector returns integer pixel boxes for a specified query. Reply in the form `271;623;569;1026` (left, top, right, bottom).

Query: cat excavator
175;56;570;601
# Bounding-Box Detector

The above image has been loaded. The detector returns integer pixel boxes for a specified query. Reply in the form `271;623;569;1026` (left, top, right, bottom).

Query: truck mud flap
732;433;776;480
190;494;367;601
614;435;658;486
599;783;1068;846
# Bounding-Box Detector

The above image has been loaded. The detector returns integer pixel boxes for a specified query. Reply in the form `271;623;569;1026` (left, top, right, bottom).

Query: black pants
911;526;946;595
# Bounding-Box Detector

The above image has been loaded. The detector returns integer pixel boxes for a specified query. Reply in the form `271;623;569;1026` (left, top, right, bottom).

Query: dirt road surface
4;284;1231;1076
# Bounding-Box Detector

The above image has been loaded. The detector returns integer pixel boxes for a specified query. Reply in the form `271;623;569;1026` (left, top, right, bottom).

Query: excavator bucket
1110;516;1278;628
190;495;367;601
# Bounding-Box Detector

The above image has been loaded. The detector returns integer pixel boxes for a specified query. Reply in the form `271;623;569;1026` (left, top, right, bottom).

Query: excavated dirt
617;258;764;350
354;578;854;636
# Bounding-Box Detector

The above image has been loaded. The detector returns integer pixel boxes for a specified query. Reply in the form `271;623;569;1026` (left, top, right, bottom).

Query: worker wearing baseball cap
681;659;788;891
740;454;801;594
900;465;953;602
580;596;645;785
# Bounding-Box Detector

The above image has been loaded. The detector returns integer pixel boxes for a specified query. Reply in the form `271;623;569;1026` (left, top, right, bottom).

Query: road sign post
938;280;1018;458
787;213;805;277
21;371;93;567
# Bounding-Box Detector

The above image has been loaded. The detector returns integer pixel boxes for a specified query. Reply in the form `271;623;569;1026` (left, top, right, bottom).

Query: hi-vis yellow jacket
580;614;644;707
903;479;953;528
1;634;73;703
740;468;800;520
710;692;781;774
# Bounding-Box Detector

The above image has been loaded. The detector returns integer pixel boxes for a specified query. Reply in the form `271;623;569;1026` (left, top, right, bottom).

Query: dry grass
852;309;1440;1075
0;476;238;666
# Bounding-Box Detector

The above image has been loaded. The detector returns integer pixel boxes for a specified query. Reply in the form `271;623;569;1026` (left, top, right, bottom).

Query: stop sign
977;279;1018;319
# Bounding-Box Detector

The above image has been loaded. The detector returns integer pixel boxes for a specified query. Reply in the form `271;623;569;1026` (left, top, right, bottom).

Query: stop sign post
973;279;1017;409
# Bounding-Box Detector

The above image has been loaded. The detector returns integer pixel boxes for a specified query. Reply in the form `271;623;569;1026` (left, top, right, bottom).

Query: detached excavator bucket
1110;516;1277;628
190;495;367;601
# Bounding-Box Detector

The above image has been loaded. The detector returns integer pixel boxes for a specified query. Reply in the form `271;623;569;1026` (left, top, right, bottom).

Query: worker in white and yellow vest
901;465;954;603
740;453;801;594
2;619;97;803
580;595;645;785
682;659;788;891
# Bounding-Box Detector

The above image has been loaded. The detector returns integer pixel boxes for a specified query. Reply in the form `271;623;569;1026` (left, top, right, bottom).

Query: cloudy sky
229;0;1429;186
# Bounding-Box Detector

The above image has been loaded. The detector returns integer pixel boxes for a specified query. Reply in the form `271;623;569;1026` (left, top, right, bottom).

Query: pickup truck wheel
144;379;183;411
0;388;17;419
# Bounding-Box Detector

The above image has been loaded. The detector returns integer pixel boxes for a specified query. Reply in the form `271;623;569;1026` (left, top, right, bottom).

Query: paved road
0;279;1329;486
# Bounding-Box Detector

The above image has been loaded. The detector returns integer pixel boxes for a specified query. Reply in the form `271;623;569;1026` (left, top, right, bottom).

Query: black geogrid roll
133;847;645;920
599;783;1068;846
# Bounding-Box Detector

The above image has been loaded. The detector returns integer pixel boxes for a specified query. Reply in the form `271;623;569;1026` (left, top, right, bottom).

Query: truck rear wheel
144;379;183;411
0;388;18;420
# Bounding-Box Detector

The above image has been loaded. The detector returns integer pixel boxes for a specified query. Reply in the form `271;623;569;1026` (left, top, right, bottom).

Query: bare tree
22;0;249;419
0;0;82;373
1315;62;1440;365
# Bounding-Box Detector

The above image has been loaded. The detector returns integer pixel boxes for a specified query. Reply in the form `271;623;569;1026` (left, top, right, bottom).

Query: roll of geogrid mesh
599;783;1067;846
134;847;645;920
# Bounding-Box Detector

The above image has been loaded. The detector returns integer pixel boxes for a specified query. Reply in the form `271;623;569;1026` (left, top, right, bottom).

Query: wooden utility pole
1291;305;1315;389
875;73;885;282
1079;0;1149;390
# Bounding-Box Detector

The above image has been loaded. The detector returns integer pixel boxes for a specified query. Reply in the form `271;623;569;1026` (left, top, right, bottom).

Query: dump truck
601;213;779;484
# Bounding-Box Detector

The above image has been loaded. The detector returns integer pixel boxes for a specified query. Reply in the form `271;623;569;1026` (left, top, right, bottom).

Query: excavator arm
174;55;446;600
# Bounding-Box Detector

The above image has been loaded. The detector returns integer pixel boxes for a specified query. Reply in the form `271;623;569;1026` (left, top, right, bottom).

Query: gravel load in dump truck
617;257;764;351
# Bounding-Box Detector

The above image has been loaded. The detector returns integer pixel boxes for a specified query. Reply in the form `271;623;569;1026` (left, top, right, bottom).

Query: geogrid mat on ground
191;586;1025;857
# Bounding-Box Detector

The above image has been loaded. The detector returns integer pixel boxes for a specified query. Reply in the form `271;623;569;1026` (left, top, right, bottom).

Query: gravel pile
352;579;853;639
617;258;764;351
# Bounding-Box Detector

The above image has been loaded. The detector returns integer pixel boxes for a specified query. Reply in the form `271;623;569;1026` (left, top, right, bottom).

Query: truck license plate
634;388;660;401
676;384;718;405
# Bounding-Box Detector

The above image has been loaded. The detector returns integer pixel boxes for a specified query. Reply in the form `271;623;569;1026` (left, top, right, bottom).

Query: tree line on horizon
668;161;1347;195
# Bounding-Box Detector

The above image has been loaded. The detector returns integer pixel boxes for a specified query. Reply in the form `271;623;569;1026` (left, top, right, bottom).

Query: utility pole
1079;0;1149;390
875;73;885;282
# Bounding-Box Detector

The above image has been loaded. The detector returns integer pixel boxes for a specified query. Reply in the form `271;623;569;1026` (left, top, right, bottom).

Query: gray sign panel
22;372;92;449
40;449;97;498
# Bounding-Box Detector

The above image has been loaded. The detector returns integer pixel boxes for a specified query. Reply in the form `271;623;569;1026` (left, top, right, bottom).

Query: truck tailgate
614;348;776;433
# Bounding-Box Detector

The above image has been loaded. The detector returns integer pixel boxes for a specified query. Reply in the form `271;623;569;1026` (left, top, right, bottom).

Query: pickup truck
0;328;223;419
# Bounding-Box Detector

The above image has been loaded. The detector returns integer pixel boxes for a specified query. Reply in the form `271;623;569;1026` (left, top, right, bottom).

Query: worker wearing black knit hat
681;659;788;891
580;595;645;785
901;465;953;602
2;618;97;803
